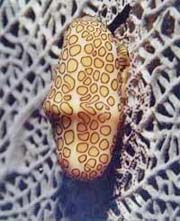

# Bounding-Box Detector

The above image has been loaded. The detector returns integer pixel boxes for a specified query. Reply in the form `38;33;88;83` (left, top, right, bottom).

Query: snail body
43;16;129;180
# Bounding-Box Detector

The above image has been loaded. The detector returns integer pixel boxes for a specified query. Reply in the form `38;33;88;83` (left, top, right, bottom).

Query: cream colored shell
43;16;127;180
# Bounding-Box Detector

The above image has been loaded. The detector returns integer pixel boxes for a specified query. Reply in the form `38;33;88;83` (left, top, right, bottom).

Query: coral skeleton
0;0;179;220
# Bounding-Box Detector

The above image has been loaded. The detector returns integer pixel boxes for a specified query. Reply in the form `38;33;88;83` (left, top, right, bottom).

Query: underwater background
0;0;180;220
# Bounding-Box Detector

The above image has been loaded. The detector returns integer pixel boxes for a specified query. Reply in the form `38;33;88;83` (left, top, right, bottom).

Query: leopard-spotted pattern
43;16;129;180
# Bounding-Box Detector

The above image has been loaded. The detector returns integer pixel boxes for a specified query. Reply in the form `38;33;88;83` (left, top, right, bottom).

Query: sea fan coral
0;0;179;221
108;0;180;220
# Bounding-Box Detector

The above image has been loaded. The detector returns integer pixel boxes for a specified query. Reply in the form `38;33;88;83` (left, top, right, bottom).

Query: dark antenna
107;4;131;34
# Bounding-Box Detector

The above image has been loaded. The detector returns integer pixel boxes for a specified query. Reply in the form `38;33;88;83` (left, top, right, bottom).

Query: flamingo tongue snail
43;16;130;181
